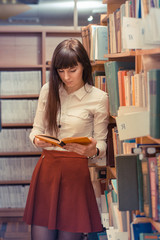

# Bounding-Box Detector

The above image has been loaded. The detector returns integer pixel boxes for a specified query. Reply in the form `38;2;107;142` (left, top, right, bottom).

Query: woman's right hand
34;137;53;148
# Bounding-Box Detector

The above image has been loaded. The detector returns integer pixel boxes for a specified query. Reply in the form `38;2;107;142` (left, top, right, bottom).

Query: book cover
116;110;149;141
104;61;135;116
35;135;91;148
140;232;160;240
81;26;89;56
141;157;152;218
97;231;107;240
114;8;121;53
157;155;160;221
148;156;158;221
117;70;127;106
95;26;108;60
131;222;152;240
115;154;139;211
106;123;116;167
89;24;98;61
137;156;144;213
148;69;160;139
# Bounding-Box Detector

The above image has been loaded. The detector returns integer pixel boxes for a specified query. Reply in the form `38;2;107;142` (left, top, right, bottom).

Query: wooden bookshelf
0;25;81;222
136;48;160;55
104;50;136;58
147;136;160;145
0;95;39;99
0;209;24;217
101;0;160;237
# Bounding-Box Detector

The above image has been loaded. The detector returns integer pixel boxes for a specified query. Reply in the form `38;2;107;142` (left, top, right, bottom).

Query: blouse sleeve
29;83;48;144
93;93;109;158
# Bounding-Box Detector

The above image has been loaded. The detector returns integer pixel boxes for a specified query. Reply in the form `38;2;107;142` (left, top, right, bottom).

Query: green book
148;69;160;139
104;61;134;116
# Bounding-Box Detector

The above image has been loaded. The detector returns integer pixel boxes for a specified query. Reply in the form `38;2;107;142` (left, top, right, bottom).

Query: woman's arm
29;83;52;148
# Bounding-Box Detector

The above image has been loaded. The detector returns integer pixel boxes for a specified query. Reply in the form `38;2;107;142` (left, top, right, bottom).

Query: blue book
131;222;152;240
97;231;108;240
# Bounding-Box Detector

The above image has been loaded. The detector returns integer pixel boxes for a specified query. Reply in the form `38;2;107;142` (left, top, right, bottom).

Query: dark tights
31;225;83;240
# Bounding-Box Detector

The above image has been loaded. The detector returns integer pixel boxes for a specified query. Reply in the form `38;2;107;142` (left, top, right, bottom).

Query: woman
23;39;109;240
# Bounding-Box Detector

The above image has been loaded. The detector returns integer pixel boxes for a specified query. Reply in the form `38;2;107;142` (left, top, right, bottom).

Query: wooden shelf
136;48;160;55
0;94;39;99
0;65;43;69
0;180;30;185
104;50;136;58
0;208;24;217
0;152;41;156
147;136;160;144
104;49;160;59
91;60;107;66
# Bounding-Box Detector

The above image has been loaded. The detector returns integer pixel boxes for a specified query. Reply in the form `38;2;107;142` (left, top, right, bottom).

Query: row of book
0;128;41;152
1;99;38;124
92;70;107;93
0;185;29;208
98;146;160;239
0;71;42;95
115;145;160;221
104;60;160;140
122;9;160;51
108;1;160;54
81;24;108;61
0;157;39;181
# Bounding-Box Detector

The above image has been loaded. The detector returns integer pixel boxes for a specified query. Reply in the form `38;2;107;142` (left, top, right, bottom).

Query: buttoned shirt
30;82;109;158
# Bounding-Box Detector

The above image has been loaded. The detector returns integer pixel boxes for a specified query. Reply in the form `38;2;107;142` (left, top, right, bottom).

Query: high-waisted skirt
23;149;103;233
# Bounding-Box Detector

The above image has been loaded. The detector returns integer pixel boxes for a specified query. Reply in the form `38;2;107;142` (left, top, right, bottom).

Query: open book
35;134;91;148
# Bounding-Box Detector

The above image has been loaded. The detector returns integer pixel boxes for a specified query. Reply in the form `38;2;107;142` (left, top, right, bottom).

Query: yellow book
35;135;91;148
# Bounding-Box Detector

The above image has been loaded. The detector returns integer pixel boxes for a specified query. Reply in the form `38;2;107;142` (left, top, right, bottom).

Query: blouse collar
59;83;93;100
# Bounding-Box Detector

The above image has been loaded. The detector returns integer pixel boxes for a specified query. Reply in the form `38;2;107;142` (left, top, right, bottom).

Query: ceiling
0;0;107;26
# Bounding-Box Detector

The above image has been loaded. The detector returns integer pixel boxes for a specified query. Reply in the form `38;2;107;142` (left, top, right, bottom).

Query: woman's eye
58;70;63;73
70;69;76;72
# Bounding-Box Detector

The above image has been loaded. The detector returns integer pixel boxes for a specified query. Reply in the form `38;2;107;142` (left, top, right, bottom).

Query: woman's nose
64;71;70;80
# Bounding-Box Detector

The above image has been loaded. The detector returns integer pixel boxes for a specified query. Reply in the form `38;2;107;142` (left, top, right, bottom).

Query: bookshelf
82;0;160;238
0;26;81;223
102;0;160;237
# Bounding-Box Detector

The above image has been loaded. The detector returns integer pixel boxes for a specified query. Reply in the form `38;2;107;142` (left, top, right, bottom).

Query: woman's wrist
87;148;100;159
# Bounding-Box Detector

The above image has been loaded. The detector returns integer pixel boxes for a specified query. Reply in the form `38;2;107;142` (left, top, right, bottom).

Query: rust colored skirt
23;149;103;233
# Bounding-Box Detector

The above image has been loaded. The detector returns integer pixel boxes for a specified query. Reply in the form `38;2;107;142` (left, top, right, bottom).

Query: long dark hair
45;38;93;134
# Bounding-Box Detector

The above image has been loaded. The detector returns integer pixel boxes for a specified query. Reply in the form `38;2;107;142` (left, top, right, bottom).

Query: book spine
149;69;160;139
148;157;158;221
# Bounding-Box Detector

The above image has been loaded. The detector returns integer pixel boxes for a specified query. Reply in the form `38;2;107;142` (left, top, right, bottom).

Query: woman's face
57;62;84;94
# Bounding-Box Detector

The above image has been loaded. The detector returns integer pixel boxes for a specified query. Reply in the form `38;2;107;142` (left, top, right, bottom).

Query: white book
116;110;149;140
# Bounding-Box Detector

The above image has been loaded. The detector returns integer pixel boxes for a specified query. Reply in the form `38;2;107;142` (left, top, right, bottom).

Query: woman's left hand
63;137;98;158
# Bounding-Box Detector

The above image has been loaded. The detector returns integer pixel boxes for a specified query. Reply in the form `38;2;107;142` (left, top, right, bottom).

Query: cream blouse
30;82;109;158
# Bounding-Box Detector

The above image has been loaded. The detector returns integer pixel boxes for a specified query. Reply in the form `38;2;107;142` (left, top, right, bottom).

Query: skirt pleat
23;149;103;233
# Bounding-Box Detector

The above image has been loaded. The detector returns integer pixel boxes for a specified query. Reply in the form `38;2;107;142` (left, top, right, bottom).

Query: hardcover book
115;154;139;211
35;135;91;148
104;61;134;116
148;69;160;139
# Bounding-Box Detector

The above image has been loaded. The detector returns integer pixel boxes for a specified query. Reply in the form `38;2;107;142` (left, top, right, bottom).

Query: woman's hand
63;137;98;158
34;137;53;148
